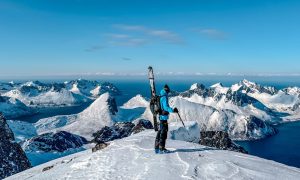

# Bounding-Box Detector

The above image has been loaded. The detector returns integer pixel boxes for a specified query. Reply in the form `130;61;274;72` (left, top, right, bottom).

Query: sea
2;75;300;168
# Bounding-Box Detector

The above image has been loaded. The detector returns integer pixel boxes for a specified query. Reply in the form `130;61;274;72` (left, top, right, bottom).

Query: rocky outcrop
244;116;277;139
21;131;88;153
0;112;31;179
91;120;153;151
92;142;109;153
199;131;248;154
92;120;154;144
132;119;153;134
107;96;118;115
92;122;135;143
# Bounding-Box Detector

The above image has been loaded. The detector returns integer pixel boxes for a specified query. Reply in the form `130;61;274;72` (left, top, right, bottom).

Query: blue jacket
159;89;174;121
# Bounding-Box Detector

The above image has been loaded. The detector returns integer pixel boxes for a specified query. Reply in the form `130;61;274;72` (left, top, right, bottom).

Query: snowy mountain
33;92;146;140
27;79;300;141
0;95;35;119
65;79;120;98
6;130;300;180
3;81;89;107
2;79;120;107
0;113;31;179
34;93;118;140
0;81;18;93
126;94;276;140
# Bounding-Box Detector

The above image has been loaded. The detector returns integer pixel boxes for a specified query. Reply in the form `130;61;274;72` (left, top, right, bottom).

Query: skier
155;84;178;153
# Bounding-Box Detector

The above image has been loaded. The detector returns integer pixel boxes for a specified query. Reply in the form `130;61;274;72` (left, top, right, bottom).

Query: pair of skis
148;66;159;131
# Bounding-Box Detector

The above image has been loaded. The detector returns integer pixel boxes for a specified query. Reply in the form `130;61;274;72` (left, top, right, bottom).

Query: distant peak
211;82;224;88
190;83;205;90
240;79;256;87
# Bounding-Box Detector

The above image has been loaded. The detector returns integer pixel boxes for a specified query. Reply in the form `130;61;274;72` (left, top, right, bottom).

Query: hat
164;84;170;93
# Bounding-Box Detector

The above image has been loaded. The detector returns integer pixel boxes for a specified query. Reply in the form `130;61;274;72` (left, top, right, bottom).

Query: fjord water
236;121;300;168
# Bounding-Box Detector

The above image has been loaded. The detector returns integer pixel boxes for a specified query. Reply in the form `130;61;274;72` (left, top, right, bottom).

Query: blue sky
0;0;300;78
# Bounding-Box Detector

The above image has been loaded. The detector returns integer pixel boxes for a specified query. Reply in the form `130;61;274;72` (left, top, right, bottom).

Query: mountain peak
240;79;256;87
122;94;148;108
211;82;224;88
190;83;205;90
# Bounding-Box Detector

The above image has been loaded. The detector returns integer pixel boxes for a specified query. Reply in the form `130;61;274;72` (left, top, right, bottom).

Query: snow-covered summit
210;82;229;94
65;79;120;98
34;93;117;139
190;83;205;90
122;94;149;109
7;130;300;180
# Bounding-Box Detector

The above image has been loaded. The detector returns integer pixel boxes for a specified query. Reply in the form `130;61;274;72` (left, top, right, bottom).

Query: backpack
150;95;162;115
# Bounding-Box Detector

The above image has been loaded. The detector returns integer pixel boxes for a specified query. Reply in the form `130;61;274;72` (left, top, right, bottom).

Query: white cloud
113;24;146;31
112;24;183;44
196;28;227;40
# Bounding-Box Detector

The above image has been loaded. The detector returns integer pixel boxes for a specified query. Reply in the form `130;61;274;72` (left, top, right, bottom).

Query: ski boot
159;147;171;154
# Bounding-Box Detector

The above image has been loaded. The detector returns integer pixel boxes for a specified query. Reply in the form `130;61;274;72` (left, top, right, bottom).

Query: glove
173;107;179;113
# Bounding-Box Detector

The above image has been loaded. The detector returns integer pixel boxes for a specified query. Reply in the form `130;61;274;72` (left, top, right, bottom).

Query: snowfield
6;130;300;180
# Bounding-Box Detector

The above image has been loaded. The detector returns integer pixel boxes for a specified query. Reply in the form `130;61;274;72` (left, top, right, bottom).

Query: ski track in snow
6;130;300;180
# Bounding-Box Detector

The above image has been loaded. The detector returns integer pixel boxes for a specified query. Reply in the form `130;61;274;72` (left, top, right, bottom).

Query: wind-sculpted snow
6;130;300;180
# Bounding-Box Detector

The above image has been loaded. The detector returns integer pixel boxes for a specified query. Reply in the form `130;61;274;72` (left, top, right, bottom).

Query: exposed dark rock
199;131;248;154
21;131;88;153
225;89;258;106
0;112;31;179
42;165;54;172
99;82;121;96
132;119;153;134
92;142;109;153
180;84;215;99
245;116;277;138
107;96;118;115
92;122;135;143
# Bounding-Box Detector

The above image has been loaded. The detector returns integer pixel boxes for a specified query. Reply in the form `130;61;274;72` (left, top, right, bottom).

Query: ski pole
176;112;186;128
177;112;195;141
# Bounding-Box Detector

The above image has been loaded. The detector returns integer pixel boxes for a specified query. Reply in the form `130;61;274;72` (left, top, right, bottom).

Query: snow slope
34;93;117;140
7;130;300;180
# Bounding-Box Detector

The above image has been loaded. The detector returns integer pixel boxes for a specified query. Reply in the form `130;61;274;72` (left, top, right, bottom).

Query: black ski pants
155;120;168;149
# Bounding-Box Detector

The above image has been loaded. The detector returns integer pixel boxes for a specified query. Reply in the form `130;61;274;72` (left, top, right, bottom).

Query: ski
148;66;159;131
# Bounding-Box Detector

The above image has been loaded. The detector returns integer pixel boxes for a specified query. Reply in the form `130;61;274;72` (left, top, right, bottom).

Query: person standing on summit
155;84;178;153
